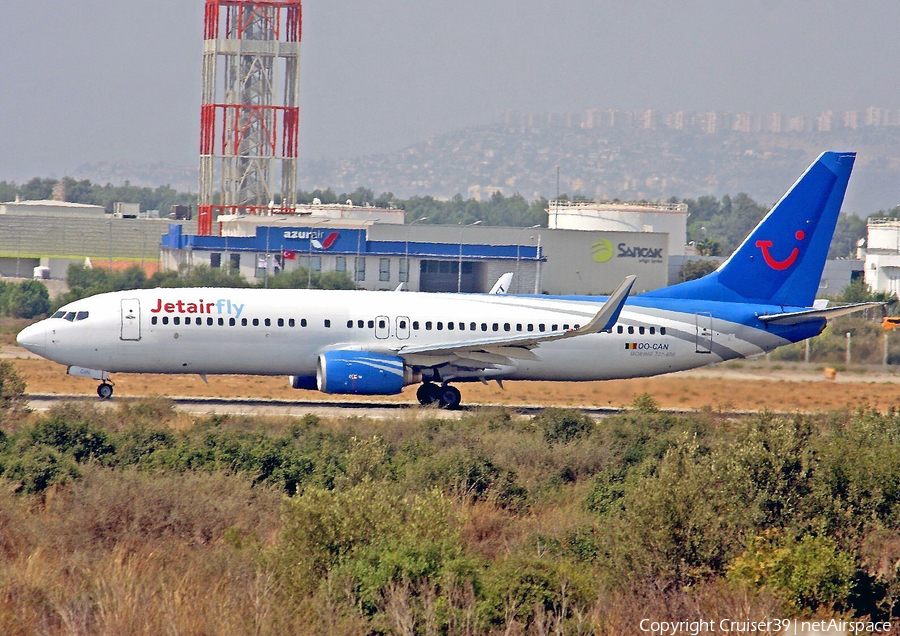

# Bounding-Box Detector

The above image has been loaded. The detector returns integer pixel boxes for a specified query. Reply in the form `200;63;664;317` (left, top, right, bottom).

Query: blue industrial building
161;222;545;293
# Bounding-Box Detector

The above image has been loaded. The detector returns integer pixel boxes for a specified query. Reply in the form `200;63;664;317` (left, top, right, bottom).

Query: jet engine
316;351;411;395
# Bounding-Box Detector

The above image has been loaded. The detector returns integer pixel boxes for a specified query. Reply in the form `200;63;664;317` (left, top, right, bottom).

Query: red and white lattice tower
199;0;301;235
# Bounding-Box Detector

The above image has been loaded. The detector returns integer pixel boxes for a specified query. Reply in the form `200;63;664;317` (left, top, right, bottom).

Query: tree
679;259;719;282
6;281;50;318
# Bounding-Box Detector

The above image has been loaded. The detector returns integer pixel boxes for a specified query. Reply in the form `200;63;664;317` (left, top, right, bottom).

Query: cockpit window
75;311;89;321
51;310;65;319
63;312;76;322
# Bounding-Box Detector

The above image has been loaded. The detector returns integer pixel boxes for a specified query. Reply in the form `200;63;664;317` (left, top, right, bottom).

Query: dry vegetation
2;372;900;634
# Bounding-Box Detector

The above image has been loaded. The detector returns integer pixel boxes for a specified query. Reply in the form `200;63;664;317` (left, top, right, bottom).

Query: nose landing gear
416;382;462;410
97;381;114;400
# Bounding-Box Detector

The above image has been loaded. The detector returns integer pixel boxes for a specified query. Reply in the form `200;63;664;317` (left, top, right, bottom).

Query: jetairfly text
150;299;245;320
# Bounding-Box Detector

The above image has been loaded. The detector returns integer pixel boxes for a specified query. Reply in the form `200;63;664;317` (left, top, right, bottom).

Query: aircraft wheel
438;385;462;410
97;383;113;400
417;382;437;405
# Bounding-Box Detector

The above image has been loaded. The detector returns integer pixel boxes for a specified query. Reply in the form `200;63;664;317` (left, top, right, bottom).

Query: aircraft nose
16;322;46;353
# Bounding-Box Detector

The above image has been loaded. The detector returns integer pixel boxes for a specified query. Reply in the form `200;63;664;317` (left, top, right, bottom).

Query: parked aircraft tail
645;151;856;307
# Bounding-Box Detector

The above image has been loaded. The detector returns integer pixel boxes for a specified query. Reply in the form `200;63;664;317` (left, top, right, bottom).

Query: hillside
299;123;900;214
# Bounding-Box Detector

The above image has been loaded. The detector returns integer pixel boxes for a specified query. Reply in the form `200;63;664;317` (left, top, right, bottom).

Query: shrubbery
3;401;900;631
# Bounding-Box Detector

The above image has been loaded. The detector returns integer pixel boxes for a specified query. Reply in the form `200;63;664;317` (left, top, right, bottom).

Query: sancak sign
592;238;664;264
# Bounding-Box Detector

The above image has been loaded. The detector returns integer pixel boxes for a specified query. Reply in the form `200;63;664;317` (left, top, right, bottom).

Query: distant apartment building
815;110;834;133
520;106;898;135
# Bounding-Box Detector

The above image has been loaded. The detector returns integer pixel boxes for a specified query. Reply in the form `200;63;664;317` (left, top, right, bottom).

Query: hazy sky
1;0;898;181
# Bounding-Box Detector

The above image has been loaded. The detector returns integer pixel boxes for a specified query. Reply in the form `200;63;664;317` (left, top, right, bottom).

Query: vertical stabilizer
645;152;855;307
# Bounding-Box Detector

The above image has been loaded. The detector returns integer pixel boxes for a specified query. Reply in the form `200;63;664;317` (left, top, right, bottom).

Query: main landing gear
97;382;114;400
416;382;462;410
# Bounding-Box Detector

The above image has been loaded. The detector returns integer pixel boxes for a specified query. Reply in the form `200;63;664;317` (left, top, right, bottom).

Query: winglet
575;275;636;334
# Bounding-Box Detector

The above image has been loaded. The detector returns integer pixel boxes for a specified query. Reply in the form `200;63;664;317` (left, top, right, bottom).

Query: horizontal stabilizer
758;302;881;325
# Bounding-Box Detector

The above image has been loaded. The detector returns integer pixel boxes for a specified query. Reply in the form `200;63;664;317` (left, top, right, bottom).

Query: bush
274;481;465;608
3;444;81;494
728;531;856;612
534;408;594;444
0;360;27;416
28;411;116;464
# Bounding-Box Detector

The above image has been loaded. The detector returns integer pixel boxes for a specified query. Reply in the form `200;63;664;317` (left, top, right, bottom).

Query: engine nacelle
316;351;408;395
289;375;317;390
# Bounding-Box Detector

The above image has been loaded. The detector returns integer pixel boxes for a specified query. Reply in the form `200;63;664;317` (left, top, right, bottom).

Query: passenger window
574;324;580;329
230;318;236;326
151;316;158;325
64;312;76;321
447;322;454;330
564;324;570;330
242;318;248;326
347;320;353;328
252;318;259;326
437;322;443;331
539;324;545;332
617;325;623;334
481;323;487;331
52;310;65;319
492;323;499;332
552;324;558;331
413;321;419;330
324;319;331;328
470;322;476;331
265;318;271;327
660;327;667;335
379;319;386;329
207;317;214;326
358;320;364;328
639;326;645;335
75;311;89;321
527;324;534;332
162;317;169;325
649;327;655;335
301;319;307;327
517;324;522;332
174;317;181;325
459;322;464;331
628;326;634;334
503;323;510;332
289;319;295;327
218;318;224;326
368;320;375;328
426;321;432;330
399;320;407;329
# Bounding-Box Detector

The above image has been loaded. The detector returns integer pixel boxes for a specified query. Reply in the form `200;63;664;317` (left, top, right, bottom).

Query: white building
864;219;900;295
547;200;688;257
0;198;106;218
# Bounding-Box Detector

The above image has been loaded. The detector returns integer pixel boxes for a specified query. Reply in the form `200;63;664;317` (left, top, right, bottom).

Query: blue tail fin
645;151;856;307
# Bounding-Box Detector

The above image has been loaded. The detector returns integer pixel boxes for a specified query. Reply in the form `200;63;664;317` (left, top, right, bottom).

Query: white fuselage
19;287;788;383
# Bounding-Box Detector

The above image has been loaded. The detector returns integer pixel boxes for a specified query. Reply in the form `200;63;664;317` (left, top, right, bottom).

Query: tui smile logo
755;230;805;271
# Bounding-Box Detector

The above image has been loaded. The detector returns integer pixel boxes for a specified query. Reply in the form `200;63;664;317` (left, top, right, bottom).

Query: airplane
17;151;878;409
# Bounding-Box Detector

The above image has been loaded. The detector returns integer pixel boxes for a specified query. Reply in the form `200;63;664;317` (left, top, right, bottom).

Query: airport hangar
159;213;670;296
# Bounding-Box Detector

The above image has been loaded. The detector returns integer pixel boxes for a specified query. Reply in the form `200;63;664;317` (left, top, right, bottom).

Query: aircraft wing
758;302;882;325
392;276;635;370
